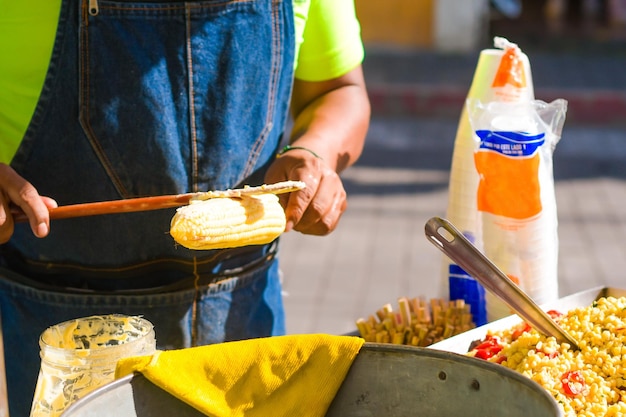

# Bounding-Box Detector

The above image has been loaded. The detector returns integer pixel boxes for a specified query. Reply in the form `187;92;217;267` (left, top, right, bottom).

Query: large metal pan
61;343;561;417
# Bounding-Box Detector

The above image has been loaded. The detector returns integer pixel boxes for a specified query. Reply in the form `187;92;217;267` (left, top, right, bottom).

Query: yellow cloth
115;334;364;417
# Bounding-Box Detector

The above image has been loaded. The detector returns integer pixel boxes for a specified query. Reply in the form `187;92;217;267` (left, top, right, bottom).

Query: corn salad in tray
469;296;626;416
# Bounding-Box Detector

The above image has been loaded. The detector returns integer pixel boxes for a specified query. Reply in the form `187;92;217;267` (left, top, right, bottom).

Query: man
0;0;370;414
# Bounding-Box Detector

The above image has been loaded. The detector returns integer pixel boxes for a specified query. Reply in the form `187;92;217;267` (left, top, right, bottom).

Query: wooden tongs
12;181;305;223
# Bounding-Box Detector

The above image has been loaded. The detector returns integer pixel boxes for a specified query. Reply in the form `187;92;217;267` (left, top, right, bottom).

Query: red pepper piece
547;310;563;319
494;355;507;364
472;336;504;360
474;336;500;351
561;370;586;397
474;349;492;360
474;346;503;360
511;322;532;340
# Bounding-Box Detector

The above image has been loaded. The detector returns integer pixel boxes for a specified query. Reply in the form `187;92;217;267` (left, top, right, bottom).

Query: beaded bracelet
276;145;322;160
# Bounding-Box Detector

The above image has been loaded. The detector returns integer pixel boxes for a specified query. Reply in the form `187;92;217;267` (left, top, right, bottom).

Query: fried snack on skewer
356;297;475;347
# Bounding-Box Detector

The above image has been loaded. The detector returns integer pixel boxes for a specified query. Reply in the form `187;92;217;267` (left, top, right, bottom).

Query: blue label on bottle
475;130;545;157
449;264;487;326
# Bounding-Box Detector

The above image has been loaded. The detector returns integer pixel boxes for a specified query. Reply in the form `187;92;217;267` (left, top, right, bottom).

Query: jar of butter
29;314;156;417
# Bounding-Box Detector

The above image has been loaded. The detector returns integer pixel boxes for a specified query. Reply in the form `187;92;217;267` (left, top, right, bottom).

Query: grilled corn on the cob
170;193;286;250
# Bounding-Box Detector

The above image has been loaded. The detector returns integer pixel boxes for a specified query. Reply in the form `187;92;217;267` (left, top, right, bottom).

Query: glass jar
30;314;156;417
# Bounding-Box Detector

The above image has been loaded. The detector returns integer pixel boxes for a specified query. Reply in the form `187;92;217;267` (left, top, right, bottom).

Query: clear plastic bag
466;98;568;320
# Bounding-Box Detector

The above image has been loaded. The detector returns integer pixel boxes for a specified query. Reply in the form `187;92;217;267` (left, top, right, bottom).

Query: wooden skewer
191;181;305;200
12;180;306;223
11;193;197;223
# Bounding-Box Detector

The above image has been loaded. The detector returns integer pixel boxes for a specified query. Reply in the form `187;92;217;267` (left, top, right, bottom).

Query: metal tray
429;286;626;354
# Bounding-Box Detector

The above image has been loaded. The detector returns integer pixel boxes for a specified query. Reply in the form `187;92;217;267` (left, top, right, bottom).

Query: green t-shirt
0;0;364;164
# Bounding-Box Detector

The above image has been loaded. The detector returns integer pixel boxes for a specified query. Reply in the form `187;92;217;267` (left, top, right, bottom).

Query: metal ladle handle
425;216;579;349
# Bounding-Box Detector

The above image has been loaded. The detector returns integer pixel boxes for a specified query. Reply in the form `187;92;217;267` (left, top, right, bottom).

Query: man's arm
264;65;370;235
289;65;370;172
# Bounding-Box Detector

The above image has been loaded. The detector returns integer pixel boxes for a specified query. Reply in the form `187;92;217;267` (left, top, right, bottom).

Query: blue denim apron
0;0;294;414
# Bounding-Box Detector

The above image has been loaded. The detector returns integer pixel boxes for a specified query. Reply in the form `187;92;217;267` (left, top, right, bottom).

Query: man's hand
0;163;57;243
265;65;370;236
265;148;346;235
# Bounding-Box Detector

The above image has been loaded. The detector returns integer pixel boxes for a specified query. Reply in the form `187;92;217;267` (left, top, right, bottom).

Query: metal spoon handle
425;216;579;349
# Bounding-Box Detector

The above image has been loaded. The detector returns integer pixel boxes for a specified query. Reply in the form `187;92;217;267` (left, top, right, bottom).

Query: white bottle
442;37;534;325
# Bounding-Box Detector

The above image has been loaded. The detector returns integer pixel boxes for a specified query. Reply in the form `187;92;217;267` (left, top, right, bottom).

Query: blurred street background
281;0;626;336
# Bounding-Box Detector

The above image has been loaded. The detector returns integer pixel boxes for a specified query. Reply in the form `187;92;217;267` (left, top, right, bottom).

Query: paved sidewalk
280;43;626;336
